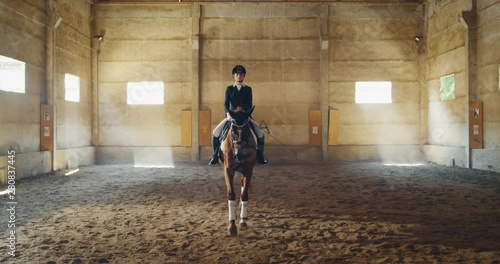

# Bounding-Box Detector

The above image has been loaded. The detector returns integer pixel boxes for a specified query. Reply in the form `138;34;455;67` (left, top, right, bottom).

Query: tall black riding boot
256;137;268;165
208;136;220;165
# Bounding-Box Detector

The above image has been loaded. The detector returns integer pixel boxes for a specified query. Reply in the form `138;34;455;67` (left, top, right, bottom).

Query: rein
230;118;252;161
231;118;250;130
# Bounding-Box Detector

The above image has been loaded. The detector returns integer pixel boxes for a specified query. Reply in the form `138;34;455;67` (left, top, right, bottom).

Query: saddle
219;120;231;145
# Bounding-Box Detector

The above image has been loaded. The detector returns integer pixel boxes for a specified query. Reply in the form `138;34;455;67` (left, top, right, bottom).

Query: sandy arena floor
1;161;500;263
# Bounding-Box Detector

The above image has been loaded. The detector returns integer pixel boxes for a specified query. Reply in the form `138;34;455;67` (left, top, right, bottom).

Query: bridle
231;117;250;130
230;117;251;162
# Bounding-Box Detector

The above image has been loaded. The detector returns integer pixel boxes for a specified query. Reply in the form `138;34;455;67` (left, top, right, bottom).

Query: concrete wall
422;0;471;167
0;0;49;182
55;0;95;169
95;4;193;164
0;0;94;183
328;4;424;162
94;3;424;163
422;0;500;172
201;4;320;148
199;4;324;161
2;1;499;173
473;0;500;172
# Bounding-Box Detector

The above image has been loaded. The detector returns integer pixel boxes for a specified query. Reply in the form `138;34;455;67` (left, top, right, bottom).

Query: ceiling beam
97;0;423;3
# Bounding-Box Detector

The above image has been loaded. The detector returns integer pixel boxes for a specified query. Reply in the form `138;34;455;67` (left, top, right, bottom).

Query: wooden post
199;110;211;146
328;109;339;145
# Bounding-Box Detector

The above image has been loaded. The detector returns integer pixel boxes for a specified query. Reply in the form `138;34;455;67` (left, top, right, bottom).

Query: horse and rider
208;65;268;166
209;65;268;236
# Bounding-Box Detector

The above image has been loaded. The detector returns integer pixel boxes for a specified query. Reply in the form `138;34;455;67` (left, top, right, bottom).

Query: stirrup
208;155;218;165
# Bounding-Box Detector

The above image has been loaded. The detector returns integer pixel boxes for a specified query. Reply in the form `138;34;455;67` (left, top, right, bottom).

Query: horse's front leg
225;168;237;236
239;169;253;228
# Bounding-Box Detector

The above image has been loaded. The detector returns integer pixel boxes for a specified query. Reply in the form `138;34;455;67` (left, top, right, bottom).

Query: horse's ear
228;110;237;120
247;105;255;117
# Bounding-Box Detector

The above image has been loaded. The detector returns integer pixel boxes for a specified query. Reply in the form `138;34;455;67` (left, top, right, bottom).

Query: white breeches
250;119;264;138
212;116;231;137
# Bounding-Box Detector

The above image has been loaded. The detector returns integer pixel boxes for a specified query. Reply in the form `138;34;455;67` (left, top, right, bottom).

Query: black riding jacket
224;84;253;114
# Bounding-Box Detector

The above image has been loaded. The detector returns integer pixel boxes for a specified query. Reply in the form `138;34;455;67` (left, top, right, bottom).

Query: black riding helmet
232;65;246;75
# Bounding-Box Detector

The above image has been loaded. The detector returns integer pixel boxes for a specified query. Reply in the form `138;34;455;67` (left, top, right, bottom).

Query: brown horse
219;106;257;236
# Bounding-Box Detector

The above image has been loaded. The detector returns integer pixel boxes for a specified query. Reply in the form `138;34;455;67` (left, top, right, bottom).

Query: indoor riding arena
1;0;500;263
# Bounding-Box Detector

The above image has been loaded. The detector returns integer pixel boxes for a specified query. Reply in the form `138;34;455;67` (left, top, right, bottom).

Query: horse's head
228;106;255;163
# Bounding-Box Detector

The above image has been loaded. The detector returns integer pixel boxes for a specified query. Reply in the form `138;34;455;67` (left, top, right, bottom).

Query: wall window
65;74;80;102
440;74;455;101
355;81;392;104
127;81;164;105
0;55;26;94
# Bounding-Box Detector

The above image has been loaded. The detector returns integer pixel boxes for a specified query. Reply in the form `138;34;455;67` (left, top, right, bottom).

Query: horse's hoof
240;221;248;228
228;221;237;237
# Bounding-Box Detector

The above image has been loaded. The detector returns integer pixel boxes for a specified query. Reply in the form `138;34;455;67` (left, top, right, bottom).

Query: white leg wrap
228;200;236;221
240;201;248;219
